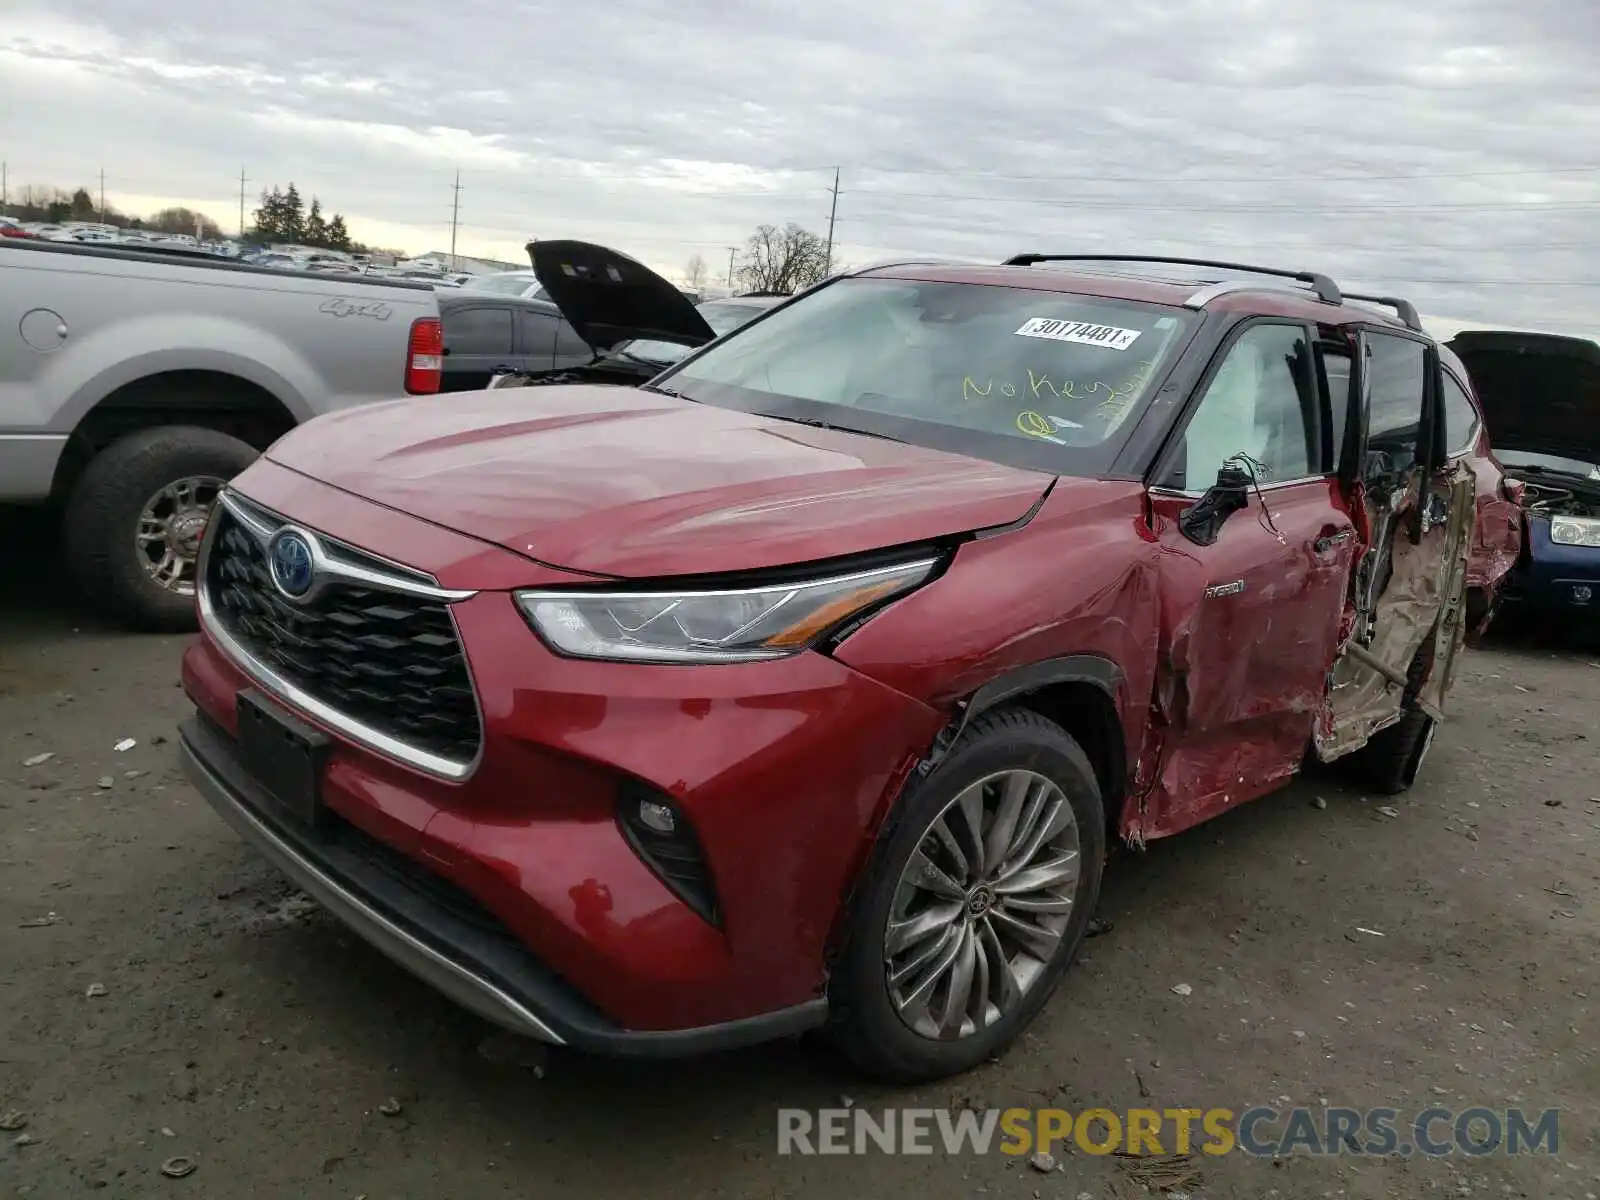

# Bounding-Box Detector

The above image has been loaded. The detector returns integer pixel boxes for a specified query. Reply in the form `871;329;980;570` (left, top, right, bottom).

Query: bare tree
736;223;828;294
683;253;709;291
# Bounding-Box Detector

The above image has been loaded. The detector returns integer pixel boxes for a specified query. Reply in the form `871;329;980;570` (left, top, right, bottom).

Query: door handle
1313;527;1354;554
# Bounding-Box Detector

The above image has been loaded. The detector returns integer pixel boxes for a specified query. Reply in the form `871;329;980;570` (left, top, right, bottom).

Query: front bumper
179;713;826;1055
180;466;948;1043
1498;520;1600;616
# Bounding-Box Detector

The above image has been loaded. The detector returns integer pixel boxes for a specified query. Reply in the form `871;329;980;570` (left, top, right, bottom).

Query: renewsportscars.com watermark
777;1106;1561;1158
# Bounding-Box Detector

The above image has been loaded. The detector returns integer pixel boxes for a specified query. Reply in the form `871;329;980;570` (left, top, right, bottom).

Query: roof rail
845;256;962;276
1181;278;1319;308
1001;254;1343;306
1343;291;1421;331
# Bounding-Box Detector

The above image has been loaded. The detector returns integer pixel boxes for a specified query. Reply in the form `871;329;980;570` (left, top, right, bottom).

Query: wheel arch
958;656;1130;834
823;654;1131;986
51;368;297;501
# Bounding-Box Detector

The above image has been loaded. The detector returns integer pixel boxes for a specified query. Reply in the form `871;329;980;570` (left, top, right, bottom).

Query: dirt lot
2;514;1596;1199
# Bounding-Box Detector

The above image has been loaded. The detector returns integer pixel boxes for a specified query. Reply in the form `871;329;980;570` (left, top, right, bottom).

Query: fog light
637;798;677;834
618;784;719;926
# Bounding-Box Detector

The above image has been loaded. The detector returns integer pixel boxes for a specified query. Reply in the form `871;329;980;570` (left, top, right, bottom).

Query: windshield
658;277;1194;472
619;300;773;365
460;273;540;297
1497;449;1600;478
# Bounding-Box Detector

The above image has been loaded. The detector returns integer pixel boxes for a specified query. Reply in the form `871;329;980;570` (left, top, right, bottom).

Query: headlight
515;557;939;663
1549;515;1600;548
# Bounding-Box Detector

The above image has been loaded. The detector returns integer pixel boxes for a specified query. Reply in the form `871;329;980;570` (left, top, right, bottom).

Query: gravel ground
1;512;1596;1199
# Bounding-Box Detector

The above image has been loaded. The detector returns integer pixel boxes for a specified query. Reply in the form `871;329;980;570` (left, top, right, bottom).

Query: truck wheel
826;708;1106;1082
62;426;259;632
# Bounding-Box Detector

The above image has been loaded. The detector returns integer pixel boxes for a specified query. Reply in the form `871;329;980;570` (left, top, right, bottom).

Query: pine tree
282;183;305;243
304;197;328;247
326;214;350;251
252;186;285;241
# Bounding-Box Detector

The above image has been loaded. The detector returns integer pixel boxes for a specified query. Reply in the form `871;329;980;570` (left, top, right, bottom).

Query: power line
841;163;1600;185
843;191;1600;213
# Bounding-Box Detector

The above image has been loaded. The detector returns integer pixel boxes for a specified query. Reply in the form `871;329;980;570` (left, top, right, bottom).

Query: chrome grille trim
197;489;484;781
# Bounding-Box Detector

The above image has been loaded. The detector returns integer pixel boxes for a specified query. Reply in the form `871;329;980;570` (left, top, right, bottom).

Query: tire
1353;706;1437;795
1345;627;1440;796
826;707;1106;1082
62;426;259;632
1463;586;1497;643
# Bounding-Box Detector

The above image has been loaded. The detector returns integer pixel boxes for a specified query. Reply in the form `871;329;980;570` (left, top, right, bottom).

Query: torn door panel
1415;463;1475;714
1316;460;1474;759
1138;483;1357;841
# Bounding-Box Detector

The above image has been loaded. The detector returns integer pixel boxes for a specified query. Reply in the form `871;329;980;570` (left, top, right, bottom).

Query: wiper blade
776;415;905;443
1509;463;1594;481
639;381;683;397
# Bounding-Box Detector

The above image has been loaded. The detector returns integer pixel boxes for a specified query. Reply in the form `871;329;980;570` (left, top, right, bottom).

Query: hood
528;239;714;352
264;387;1055;578
1448;330;1600;461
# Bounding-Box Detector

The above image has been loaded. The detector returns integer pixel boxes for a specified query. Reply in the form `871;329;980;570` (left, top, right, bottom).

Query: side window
443;307;513;356
516;309;558;355
1162;323;1320;491
554;320;592;358
1363;334;1427;475
1441;371;1479;456
1318;344;1353;468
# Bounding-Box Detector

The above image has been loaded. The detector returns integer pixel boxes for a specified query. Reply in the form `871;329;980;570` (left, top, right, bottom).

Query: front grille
203;502;482;768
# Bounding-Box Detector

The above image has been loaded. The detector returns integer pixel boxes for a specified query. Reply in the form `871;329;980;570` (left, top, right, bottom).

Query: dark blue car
1450;331;1600;621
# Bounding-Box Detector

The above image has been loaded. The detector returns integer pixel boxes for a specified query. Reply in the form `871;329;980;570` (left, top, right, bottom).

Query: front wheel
62;426;259;632
827;708;1106;1082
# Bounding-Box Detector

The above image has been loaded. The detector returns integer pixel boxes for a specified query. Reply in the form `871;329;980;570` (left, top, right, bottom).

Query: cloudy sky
3;0;1597;332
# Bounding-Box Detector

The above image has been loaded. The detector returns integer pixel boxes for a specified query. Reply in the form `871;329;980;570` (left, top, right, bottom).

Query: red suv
179;246;1489;1082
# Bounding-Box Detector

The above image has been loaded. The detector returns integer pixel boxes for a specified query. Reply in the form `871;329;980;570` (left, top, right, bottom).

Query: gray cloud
3;0;1596;332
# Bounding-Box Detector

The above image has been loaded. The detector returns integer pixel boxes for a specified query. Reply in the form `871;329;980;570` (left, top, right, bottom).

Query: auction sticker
1015;318;1141;350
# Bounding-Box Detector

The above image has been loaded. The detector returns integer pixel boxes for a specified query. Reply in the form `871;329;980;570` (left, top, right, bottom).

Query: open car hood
1448;330;1600;461
528;239;714;352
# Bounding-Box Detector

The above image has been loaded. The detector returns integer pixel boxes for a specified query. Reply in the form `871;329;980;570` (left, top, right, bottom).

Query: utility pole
726;246;737;288
824;166;840;276
1;160;7;217
98;169;107;222
238;166;249;238
449;170;462;271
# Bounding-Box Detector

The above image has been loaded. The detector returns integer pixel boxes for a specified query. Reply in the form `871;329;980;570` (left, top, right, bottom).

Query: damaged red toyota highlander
179;246;1500;1082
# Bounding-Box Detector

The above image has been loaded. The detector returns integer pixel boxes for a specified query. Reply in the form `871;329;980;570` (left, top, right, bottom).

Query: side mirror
1179;462;1254;547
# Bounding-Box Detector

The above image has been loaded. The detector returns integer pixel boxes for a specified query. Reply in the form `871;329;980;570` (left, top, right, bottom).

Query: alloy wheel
134;475;225;595
883;768;1082;1041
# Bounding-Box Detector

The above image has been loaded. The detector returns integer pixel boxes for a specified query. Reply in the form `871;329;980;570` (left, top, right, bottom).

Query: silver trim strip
179;738;563;1045
1184;278;1318;308
218;491;476;603
197;585;478;780
199;491;482;780
1149;474;1329;501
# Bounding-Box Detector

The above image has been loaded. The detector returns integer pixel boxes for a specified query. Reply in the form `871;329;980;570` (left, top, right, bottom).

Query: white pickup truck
0;238;443;630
